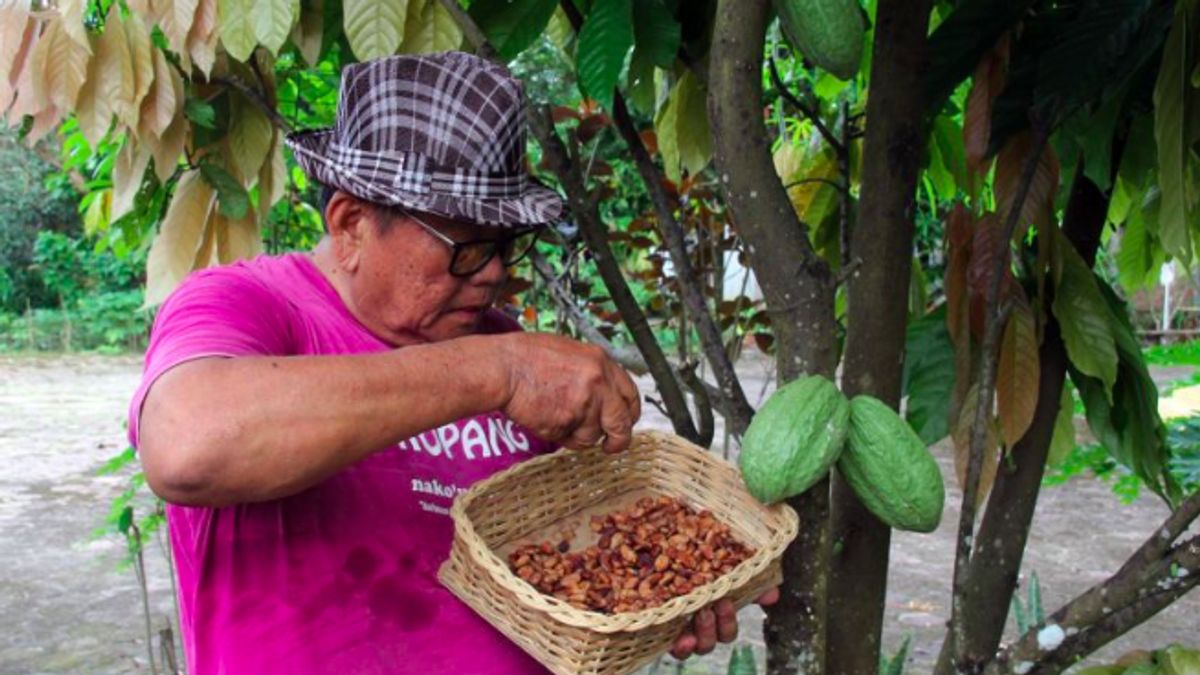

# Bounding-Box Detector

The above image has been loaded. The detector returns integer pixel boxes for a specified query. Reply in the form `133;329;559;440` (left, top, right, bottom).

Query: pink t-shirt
128;253;556;674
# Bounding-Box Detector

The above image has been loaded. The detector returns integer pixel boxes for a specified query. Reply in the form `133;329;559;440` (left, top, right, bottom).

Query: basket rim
447;429;800;632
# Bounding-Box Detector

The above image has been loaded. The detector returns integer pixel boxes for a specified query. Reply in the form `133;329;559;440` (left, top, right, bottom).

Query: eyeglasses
403;210;541;277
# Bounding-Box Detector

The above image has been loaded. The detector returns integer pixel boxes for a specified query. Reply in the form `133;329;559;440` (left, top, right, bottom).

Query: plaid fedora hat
285;52;562;228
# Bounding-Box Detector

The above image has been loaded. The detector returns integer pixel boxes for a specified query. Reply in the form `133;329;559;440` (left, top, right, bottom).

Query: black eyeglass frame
402;209;542;277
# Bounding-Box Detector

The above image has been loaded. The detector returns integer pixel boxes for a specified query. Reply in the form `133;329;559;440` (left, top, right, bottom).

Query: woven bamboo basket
438;430;800;675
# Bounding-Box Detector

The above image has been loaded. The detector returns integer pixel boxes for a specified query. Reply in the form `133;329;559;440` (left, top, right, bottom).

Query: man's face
350;207;513;345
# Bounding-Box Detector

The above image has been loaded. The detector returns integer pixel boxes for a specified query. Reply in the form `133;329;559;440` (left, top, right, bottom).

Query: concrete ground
0;353;1196;674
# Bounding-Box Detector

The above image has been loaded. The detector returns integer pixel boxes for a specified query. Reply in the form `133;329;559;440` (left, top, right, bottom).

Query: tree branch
949;125;1050;669
211;75;293;134
767;54;845;158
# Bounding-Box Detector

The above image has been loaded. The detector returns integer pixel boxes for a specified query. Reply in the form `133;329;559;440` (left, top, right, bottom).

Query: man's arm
139;332;640;507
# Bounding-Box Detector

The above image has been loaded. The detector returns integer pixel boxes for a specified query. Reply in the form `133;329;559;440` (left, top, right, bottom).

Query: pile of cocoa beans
506;495;755;614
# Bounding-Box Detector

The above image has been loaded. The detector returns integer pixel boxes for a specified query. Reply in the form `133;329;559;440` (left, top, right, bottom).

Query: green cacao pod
772;0;866;80
840;395;946;533
739;375;850;504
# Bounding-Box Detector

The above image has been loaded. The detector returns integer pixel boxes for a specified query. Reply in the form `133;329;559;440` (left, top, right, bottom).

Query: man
131;52;768;673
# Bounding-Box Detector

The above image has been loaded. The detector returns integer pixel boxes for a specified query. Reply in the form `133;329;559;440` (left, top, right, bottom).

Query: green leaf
1029;571;1044;625
1118;113;1158;188
575;0;633;111
726;645;757;675
1052;233;1119;400
469;0;558;62
902;307;956;444
344;0;408;61
924;0;1039;113
219;0;259;61
625;47;656;114
632;0;680;68
253;0;299;55
200;163;251;219
1115;190;1165;293
185;98;216;129
882;637;911;675
1160;645;1200;675
97;446;137;475
117;505;133;535
654;70;712;183
1047;384;1076;467
1153;0;1197;264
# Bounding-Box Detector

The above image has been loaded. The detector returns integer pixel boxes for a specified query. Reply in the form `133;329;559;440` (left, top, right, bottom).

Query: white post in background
1161;261;1176;333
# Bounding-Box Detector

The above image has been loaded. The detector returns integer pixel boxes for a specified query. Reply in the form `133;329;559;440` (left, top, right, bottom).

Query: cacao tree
4;0;1199;673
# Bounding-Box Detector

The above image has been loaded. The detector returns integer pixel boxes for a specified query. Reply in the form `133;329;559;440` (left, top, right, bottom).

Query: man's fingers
756;587;781;607
693;608;717;655
715;599;738;642
599;393;633;453
670;633;696;660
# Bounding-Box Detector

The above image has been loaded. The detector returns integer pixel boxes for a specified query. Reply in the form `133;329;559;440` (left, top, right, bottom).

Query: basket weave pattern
438;430;799;675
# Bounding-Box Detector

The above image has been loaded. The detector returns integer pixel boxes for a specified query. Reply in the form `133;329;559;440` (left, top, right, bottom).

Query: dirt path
0;354;1195;674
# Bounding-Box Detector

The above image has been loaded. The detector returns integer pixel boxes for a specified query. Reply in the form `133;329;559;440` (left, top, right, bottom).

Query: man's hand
497;333;641;453
670;588;780;660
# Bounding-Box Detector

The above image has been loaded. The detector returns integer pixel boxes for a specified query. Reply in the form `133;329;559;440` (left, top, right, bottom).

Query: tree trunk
827;0;933;671
934;165;1111;673
709;1;839;671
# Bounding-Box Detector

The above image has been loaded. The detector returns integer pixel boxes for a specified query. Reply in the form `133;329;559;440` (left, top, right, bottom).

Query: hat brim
286;129;563;228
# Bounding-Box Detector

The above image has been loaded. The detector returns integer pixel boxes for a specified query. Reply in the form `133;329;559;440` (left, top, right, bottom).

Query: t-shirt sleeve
127;266;293;448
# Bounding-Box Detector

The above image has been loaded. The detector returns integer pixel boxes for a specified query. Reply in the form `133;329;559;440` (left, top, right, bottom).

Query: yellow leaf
139;47;179;139
215;209;263;263
31;18;90;112
289;0;323;66
996;302;1040;446
59;0;92;53
252;0;298;55
74;40;114;146
952;382;1001;507
0;12;37;111
124;13;155;128
344;0;407;61
152;109;188;182
97;6;136;130
84;189;112;236
219;0;258;61
145;171;216;307
163;0;199;55
186;0;218;77
401;0;461;54
192;217;218;268
257;130;286;222
226;92;273;186
112;139;153;221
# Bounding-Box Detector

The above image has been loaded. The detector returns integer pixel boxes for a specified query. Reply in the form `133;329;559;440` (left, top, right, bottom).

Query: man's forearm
138;334;509;506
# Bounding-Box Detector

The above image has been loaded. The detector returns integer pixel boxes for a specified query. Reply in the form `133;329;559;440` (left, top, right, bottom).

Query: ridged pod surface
739;375;850;504
840;395;946;533
771;0;866;80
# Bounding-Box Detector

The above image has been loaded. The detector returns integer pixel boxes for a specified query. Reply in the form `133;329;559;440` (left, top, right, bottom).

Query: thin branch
950;125;1050;668
677;361;716;447
210;75;293;134
768;54;846;158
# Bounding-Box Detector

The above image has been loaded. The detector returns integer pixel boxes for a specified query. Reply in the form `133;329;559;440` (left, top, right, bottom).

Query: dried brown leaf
139;48;179;139
952;382;1001;506
186;0;218;77
994;131;1061;240
31;17;90;112
111;139;152;221
289;0;323;66
145;171;216;307
0;13;37;113
996;298;1040;447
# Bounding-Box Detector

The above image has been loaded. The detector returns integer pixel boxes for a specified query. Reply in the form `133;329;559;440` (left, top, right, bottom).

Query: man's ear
324;191;373;272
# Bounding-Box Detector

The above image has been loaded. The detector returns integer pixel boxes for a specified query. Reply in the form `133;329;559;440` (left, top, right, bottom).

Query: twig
210;75;293;134
676;361;716;447
768;54;846;158
834;256;864;287
949;124;1050;668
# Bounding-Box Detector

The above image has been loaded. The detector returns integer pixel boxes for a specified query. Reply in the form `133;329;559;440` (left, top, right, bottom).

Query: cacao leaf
625;47;656;114
469;0;557;62
97;5;137;130
994;130;1060;240
257;130;286;222
902;307;956;444
924;0;1036;112
187;0;219;77
124;13;155;128
1153;0;1197;265
344;0;407;61
996;300;1039;446
945;203;973;345
1046;384;1075;467
225;92;273;186
963;36;1008;174
58;0;92;53
145;171;216;307
219;0;259;61
253;0;299;55
575;0;633;112
24;104;63;144
1115;190;1166;293
632;0;680;69
215;209;263;263
200;162;251;219
5;33;48;126
1052;229;1118;401
654;70;711;183
401;0;462;54
152;109;188;182
74;36;114;146
30;17;89;113
966;212;1010;338
139;47;179;139
192;218;217;269
952;382;1001;505
111;139;153;221
289;0;323;65
0;11;35;111
163;0;199;56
